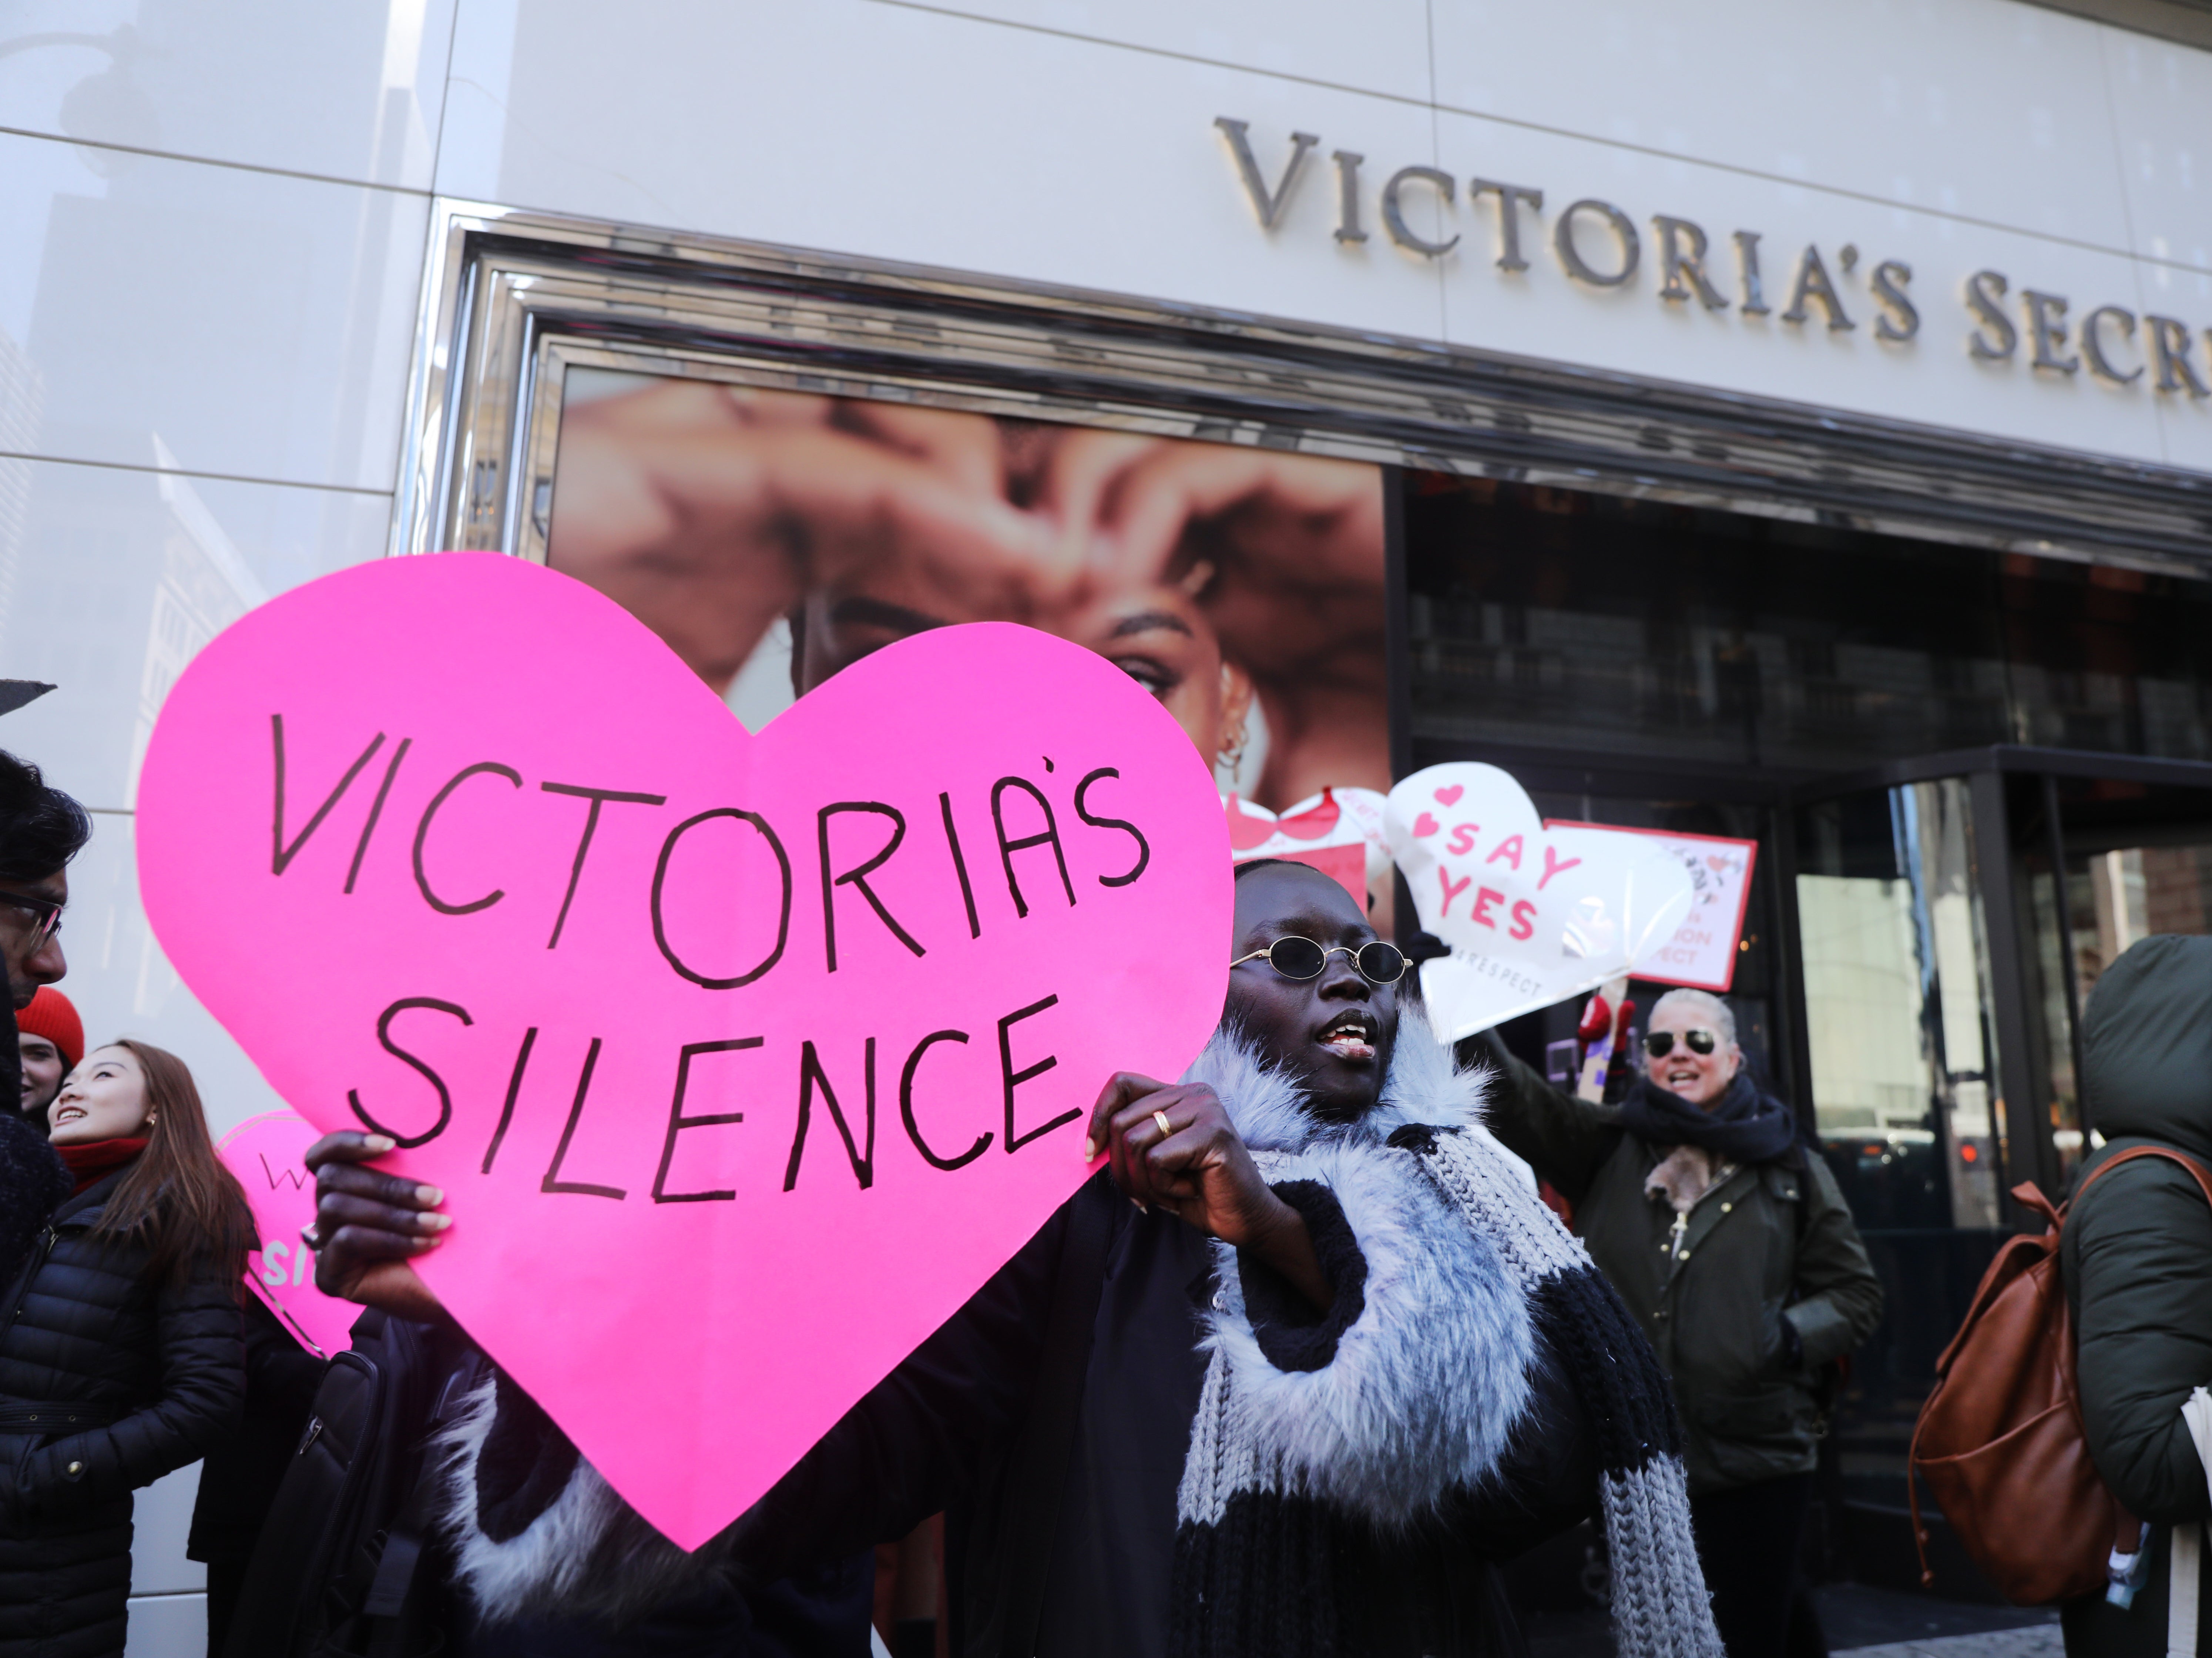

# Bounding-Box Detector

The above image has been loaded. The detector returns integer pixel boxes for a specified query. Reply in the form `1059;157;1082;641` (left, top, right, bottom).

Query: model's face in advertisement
544;380;1385;812
786;420;1259;763
799;580;1254;765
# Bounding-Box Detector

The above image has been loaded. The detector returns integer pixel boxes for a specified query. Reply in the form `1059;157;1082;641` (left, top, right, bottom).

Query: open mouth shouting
1316;1010;1379;1064
1661;1062;1704;1092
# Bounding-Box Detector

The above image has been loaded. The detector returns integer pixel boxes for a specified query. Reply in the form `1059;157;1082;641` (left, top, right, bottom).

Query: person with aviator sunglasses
1478;987;1882;1658
299;859;1721;1658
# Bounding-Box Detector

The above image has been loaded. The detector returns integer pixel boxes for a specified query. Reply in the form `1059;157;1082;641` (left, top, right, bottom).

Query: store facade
396;177;2212;1588
3;0;2211;1638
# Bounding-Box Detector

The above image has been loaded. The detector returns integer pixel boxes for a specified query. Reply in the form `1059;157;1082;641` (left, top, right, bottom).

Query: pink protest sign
218;1109;360;1357
137;553;1231;1550
1545;822;1760;992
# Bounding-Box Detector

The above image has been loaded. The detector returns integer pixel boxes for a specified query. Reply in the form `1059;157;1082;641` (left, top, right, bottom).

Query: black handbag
222;1308;484;1658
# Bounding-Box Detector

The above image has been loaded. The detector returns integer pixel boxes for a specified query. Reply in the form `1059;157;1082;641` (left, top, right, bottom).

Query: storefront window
1403;475;2013;773
1402;475;2212;772
1796;781;2004;1231
2000;557;2212;762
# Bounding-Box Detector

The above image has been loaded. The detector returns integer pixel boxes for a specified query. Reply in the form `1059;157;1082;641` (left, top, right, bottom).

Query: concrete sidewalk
1837;1626;2065;1658
1524;1582;2061;1658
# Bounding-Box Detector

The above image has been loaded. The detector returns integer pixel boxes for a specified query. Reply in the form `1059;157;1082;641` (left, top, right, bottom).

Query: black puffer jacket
0;1111;65;1306
2061;935;2212;1658
0;1169;246;1658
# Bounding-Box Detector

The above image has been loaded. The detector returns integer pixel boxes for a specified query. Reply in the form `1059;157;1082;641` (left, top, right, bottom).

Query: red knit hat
16;987;83;1071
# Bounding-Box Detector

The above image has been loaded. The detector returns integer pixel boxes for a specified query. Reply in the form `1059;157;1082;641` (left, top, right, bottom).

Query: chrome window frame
395;199;2212;578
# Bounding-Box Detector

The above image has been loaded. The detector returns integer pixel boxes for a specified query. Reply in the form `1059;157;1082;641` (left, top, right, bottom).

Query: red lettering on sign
1438;867;1472;917
1537;845;1583;891
1471;886;1505;930
1485;833;1524;871
1509;900;1536;941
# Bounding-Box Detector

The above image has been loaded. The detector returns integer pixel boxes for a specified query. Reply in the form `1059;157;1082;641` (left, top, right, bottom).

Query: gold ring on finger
1152;1109;1175;1141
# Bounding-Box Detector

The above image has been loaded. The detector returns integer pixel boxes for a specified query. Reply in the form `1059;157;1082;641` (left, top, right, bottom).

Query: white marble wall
0;2;2204;1650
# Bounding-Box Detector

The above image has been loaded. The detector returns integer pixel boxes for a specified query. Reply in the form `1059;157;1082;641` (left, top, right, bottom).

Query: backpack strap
986;1171;1117;1658
358;1350;484;1658
2073;1145;2212;1218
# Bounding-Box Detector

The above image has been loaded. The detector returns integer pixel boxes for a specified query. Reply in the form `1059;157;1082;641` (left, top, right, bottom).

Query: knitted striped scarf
1172;1014;1721;1658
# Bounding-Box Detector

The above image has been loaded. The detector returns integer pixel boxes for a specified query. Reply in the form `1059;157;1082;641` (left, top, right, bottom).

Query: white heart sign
1386;763;1695;1040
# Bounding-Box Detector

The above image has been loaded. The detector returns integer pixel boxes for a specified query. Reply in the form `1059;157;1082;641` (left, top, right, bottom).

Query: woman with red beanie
14;988;81;1129
0;1040;251;1657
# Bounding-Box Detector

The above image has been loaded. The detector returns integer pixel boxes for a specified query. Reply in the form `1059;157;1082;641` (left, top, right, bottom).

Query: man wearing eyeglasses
0;748;88;1293
0;751;83;1017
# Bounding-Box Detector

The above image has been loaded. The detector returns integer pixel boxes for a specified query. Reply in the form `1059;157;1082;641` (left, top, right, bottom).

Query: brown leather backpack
1909;1145;2212;1604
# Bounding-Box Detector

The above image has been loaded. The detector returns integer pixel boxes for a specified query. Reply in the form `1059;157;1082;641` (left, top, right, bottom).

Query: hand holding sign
1386;763;1694;1040
138;553;1231;1549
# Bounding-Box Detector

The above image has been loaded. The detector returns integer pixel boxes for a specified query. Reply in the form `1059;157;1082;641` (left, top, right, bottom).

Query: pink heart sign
137;553;1232;1550
218;1109;363;1358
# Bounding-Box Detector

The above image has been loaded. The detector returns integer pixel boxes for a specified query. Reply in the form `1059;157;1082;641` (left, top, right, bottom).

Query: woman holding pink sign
0;1041;252;1658
305;860;1719;1658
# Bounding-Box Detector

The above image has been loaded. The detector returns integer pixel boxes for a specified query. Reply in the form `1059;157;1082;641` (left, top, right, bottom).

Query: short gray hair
1647;988;1738;1051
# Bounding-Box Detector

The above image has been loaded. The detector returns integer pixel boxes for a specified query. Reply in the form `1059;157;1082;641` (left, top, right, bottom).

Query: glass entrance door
1789;772;2012;1590
1790;748;2212;1591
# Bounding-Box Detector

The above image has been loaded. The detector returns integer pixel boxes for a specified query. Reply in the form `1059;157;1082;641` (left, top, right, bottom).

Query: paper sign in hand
1387;763;1694;1040
218;1110;360;1357
1543;822;1759;993
138;553;1231;1550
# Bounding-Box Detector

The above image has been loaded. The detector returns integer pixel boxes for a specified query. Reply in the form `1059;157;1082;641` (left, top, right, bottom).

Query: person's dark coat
187;1295;325;1561
450;1194;1596;1657
188;1294;326;1651
0;1110;66;1301
1482;1047;1883;1494
0;1169;245;1658
2061;934;2212;1658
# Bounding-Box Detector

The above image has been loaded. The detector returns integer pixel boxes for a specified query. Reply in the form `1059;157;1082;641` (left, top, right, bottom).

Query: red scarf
57;1138;147;1196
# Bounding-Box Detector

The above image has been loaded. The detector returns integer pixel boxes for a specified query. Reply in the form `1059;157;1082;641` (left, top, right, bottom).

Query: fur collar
435;1376;725;1625
1184;1004;1531;1188
1644;1144;1732;1214
1178;1008;1535;1527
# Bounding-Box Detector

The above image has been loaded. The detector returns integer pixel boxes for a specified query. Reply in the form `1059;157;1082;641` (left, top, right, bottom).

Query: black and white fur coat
434;1013;1719;1658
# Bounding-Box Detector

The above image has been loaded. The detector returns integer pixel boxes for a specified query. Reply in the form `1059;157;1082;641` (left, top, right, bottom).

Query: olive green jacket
2060;935;2212;1658
1482;1048;1883;1495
